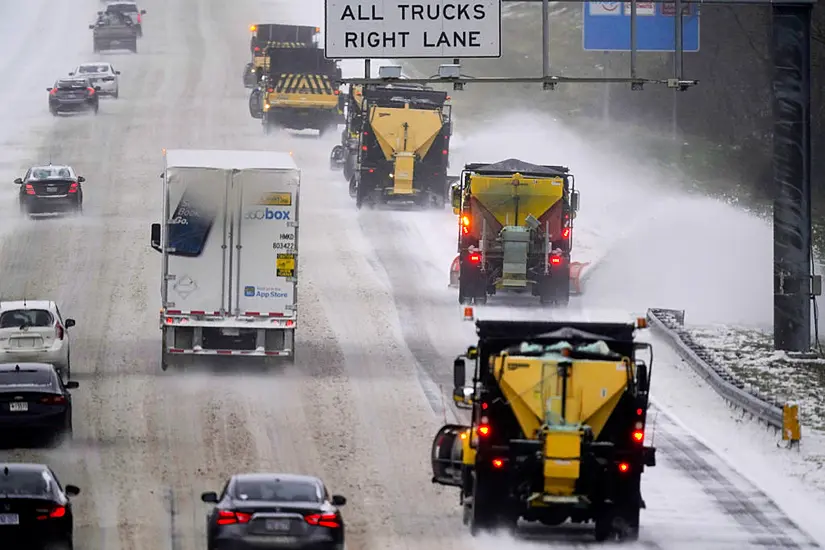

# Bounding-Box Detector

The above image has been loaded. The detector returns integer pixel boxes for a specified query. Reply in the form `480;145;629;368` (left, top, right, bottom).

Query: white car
68;62;120;98
0;301;75;379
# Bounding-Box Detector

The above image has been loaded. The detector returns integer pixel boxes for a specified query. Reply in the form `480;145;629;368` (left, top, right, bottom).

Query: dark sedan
47;78;99;115
15;165;85;216
202;473;346;550
0;463;80;550
0;363;77;441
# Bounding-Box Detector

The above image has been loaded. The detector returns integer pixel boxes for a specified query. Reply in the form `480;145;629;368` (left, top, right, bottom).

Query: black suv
47;78;100;115
15;165;85;216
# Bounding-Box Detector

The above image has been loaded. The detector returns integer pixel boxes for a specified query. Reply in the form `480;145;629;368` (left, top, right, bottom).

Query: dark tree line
606;4;824;205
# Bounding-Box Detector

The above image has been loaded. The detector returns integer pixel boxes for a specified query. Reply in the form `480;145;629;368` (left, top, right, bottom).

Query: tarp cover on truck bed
363;85;448;109
470;158;569;177
255;24;317;44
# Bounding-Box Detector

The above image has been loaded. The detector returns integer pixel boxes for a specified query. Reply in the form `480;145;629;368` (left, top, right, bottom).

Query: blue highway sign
583;1;700;52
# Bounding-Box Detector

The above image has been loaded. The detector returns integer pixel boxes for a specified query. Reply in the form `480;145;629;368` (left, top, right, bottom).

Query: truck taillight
461;215;470;235
549;255;562;265
561;227;570;239
632;423;644;443
468;253;481;264
618;462;630;473
478;424;490;437
492;458;504;468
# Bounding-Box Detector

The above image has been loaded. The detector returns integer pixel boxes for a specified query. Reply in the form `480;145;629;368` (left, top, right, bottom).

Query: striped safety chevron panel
266;41;311;48
273;73;335;95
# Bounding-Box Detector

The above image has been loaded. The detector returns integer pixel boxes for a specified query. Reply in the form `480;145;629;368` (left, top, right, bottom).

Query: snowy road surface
0;0;822;549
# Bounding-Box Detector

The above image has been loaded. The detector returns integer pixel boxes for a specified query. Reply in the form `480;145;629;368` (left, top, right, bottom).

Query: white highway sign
324;0;502;59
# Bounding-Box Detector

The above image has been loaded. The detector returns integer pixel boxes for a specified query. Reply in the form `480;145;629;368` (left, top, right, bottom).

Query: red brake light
334;89;340;95
25;183;35;195
442;149;448;155
549;255;562;265
49;505;66;518
40;395;66;405
254;46;261;52
305;513;340;528
561;227;570;239
87;87;95;95
217;510;251;525
37;505;66;520
368;168;374;173
636;408;643;416
632;429;644;443
468;253;481;264
481;402;488;410
361;146;368;151
618;462;630;473
137;13;142;23
491;458;504;468
267;88;274;93
68;182;78;194
363;131;369;136
478;424;490;436
49;88;57;96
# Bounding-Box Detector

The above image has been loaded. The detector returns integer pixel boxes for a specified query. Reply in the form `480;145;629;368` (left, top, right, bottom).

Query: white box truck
150;149;300;370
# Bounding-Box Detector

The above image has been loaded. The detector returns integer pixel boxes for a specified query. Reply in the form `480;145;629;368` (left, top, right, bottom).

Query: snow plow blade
449;255;592;295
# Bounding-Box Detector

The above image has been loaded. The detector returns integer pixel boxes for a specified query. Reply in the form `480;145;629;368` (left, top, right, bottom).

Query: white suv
69;62;120;98
0;301;75;379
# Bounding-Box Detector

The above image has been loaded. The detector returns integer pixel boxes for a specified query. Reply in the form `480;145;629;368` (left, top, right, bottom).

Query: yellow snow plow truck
432;317;656;542
449;159;581;306
243;24;319;88
330;83;453;209
256;42;344;136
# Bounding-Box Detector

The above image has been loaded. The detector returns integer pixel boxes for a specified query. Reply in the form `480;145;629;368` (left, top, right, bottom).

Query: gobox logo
244;208;290;221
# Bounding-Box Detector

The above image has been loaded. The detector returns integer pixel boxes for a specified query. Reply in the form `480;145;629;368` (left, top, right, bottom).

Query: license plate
0;514;19;525
46;185;57;192
13;337;36;348
270;536;295;543
265;519;291;531
220;327;240;336
9;402;28;412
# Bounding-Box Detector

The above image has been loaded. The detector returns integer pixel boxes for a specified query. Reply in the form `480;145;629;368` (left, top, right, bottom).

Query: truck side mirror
571;190;580;212
453;357;465;390
150;223;162;252
450;185;460;212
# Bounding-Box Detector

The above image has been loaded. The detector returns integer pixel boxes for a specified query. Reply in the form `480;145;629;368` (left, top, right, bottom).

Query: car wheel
50;107;58;116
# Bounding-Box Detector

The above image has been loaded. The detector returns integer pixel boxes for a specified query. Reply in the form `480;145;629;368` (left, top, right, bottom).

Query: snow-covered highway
0;0;823;548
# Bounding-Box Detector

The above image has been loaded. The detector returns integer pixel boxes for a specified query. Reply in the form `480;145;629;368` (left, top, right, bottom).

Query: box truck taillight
562;227;570;239
549;255;562;265
468;253;481;264
618;462;630;473
492;458;505;468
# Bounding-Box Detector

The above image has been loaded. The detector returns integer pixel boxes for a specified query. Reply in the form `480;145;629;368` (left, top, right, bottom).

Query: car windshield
0;470;55;497
0;309;54;328
78;65;108;74
234;479;321;503
0;370;54;388
28;167;73;180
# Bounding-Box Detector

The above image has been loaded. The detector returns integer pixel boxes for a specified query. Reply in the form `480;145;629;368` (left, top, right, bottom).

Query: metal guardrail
646;308;786;432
